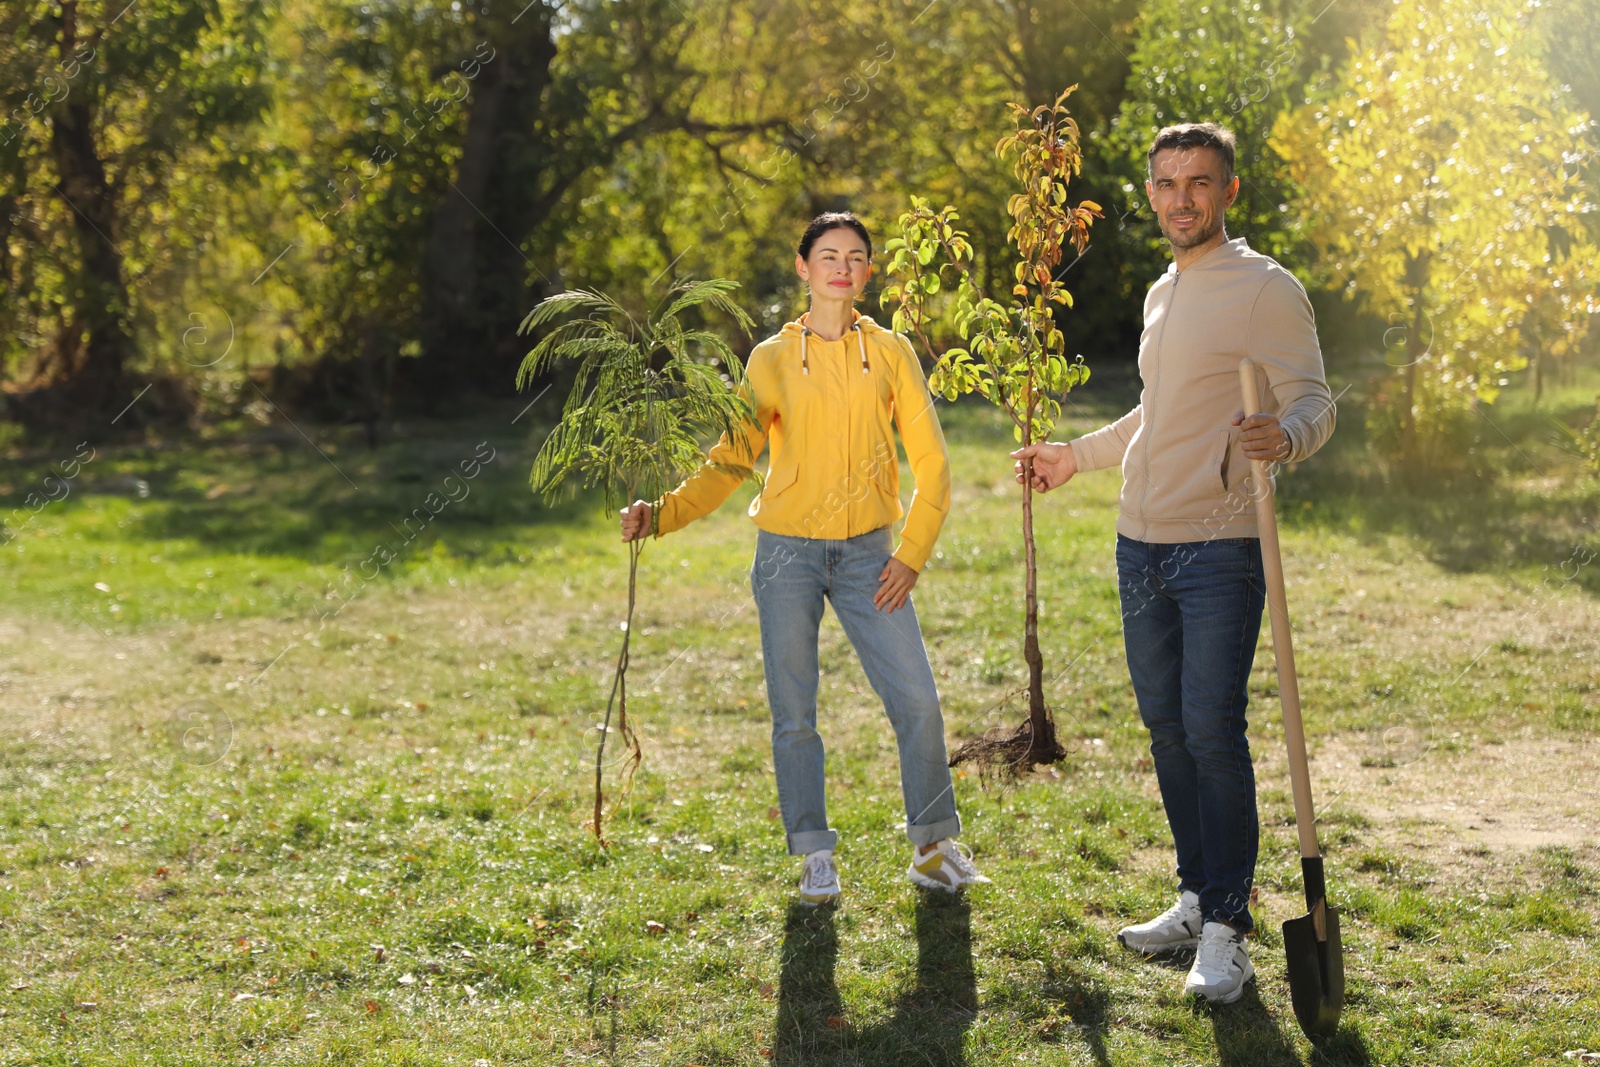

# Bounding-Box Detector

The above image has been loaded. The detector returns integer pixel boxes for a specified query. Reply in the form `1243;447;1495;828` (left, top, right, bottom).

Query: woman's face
796;226;872;303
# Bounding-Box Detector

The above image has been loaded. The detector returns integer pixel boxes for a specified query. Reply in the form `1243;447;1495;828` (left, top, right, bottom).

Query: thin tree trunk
593;539;643;843
1020;399;1061;766
1401;296;1425;470
1532;316;1544;407
1022;456;1045;725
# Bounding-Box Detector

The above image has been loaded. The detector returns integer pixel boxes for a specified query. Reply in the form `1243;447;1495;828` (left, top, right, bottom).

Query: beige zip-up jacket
1069;237;1335;542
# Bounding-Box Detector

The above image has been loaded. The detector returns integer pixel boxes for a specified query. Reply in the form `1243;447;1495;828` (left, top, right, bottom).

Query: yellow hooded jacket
652;311;951;571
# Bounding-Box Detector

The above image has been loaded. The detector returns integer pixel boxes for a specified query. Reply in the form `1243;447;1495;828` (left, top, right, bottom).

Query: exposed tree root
949;689;1069;778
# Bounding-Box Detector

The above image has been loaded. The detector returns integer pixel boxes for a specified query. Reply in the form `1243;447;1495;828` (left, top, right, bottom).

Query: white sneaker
798;850;840;906
907;840;992;892
1118;890;1203;954
1184;921;1255;1004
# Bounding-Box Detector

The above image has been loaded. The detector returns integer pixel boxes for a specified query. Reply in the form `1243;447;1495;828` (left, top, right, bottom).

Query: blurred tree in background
0;0;1594;461
1273;0;1595;470
1;0;270;430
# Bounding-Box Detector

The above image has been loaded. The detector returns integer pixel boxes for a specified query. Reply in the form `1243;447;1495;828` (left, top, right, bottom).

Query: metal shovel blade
1282;900;1344;1040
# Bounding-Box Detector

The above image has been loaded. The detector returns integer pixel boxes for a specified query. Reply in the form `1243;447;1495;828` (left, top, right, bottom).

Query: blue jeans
751;527;962;856
1117;534;1266;932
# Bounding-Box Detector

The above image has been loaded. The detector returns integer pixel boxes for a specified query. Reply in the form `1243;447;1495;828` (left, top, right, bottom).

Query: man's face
1145;146;1240;253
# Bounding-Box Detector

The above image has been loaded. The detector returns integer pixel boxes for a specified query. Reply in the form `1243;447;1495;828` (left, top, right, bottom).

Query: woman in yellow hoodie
619;212;987;905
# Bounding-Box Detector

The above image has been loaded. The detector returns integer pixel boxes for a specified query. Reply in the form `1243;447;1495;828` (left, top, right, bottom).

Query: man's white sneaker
1184;921;1255;1004
1118;890;1203;955
907;840;991;892
798;850;840;906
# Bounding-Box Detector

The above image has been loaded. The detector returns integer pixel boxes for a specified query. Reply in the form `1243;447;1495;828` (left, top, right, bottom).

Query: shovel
1238;358;1345;1041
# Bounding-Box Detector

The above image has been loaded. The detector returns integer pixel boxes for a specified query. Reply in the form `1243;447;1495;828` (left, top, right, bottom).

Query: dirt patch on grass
1306;734;1600;853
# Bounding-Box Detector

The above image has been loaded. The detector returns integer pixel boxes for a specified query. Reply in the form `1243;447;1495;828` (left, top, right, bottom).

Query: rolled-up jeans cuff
906;814;961;849
788;829;839;856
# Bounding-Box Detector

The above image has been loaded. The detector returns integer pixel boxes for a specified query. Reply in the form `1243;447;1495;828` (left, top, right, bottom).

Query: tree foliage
1;0;270;425
1109;0;1308;264
1271;0;1596;466
516;277;756;841
883;88;1099;771
3;0;1590;459
519;279;757;507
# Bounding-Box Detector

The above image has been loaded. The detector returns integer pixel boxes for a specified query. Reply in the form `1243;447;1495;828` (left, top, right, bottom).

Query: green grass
0;388;1596;1065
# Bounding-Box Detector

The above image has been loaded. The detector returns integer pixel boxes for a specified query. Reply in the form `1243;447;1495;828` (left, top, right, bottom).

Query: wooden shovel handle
1239;358;1322;863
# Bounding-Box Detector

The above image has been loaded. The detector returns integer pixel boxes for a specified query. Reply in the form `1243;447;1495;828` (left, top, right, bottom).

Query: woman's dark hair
797;211;872;260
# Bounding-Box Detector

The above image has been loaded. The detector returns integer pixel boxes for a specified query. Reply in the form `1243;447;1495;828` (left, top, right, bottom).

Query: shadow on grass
774;902;845;1066
1039;960;1113;1066
1;421;597;563
1203;982;1373;1066
1276;398;1600;592
1204;983;1303;1066
1308;1024;1375;1066
774;892;977;1067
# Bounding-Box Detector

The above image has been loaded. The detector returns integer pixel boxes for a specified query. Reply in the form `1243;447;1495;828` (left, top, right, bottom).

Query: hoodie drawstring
799;322;870;375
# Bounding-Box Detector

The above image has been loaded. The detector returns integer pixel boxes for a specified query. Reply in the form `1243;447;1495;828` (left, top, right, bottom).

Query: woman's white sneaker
1184;921;1255;1004
907;840;991;892
798;850;840;905
1117;890;1203;954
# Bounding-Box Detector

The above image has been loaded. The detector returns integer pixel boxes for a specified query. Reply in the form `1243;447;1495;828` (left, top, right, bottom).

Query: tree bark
47;0;133;424
1401;295;1424;471
1020;399;1063;766
414;14;558;406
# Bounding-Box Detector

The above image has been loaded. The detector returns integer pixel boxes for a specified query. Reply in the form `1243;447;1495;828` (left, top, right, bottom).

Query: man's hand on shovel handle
1233;411;1291;463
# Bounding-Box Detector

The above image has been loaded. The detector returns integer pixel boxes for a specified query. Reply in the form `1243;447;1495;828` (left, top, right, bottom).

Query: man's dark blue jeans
1116;533;1267;933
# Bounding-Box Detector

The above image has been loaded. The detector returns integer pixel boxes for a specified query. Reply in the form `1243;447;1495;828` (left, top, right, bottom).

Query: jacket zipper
1137;268;1180;539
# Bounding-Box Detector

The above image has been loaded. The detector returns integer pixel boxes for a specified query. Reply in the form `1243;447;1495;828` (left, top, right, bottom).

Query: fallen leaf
826;1015;846;1030
645;920;667;935
364;1000;381;1014
758;982;775;1000
767;807;781;819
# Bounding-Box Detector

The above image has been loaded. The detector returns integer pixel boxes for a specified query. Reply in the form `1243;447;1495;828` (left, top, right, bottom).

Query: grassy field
0;371;1597;1066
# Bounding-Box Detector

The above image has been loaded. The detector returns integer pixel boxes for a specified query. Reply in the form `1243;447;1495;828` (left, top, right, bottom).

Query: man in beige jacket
1014;122;1335;1005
